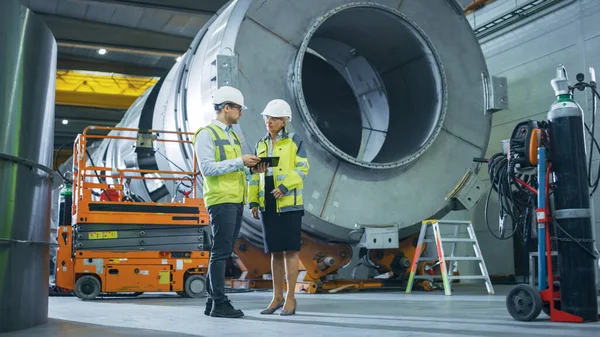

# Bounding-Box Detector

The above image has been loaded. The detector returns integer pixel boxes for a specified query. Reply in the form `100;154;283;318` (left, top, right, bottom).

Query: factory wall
459;0;600;285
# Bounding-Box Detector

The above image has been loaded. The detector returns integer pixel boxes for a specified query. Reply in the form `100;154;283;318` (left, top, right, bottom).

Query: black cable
155;149;187;173
85;149;112;201
588;88;596;190
155;149;197;200
571;83;600;196
483;153;536;240
156;148;203;178
584;122;600;195
53;141;104;198
53;140;112;199
588;86;600;194
484;184;519;240
54;141;74;184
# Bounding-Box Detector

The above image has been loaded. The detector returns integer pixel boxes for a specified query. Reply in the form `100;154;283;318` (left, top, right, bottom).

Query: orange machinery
55;126;211;300
230;232;431;294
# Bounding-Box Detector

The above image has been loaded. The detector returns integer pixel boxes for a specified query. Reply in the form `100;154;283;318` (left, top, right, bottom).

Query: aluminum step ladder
405;219;494;295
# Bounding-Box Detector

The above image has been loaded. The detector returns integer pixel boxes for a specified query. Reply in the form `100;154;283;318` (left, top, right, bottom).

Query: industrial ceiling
15;0;226;166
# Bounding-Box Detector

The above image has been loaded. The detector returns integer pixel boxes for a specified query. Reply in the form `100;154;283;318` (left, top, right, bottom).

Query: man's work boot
210;300;244;318
204;298;212;316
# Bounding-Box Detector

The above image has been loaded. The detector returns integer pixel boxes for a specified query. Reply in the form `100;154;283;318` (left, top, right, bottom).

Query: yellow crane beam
55;70;158;110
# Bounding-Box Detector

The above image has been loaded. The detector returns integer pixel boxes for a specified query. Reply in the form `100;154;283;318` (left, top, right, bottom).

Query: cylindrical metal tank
88;0;491;247
0;0;58;333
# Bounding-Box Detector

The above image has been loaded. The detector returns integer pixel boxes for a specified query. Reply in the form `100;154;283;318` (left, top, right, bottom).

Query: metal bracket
0;238;58;247
0;152;63;189
215;54;239;88
135;132;156;152
446;169;488;211
554;208;592;219
354;223;399;249
482;73;508;114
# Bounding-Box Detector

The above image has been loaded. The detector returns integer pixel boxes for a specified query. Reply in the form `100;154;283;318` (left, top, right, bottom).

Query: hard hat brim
222;100;247;110
260;111;291;117
261;111;292;122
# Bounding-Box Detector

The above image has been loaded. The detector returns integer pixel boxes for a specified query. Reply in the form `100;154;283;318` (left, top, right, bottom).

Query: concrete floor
2;285;599;337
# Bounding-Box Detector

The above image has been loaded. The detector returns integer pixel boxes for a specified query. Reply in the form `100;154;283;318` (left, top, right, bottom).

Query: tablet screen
256;157;279;167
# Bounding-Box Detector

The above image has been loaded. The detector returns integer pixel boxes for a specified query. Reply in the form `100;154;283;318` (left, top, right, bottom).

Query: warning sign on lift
88;231;118;239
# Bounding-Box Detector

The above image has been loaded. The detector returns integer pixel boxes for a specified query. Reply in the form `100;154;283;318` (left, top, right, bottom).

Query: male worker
193;86;265;318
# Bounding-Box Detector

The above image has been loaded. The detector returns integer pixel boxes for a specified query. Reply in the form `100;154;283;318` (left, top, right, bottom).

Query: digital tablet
255;156;279;167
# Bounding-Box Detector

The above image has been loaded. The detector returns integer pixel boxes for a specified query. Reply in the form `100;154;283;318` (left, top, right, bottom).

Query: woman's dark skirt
260;176;303;254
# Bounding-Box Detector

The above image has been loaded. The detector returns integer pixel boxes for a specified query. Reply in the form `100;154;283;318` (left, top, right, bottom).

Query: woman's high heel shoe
260;299;284;314
279;300;296;316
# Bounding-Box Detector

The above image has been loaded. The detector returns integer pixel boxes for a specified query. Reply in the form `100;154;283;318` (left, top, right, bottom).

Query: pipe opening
296;6;444;168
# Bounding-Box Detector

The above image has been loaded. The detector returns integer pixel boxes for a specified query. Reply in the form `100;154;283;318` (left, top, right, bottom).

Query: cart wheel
183;274;207;298
74;275;101;301
506;284;543;321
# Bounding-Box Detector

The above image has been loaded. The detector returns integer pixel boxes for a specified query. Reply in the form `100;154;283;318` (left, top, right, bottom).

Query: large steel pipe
0;0;57;333
87;0;492;247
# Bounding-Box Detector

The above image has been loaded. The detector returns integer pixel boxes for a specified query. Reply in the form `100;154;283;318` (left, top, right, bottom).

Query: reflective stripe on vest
250;132;306;213
203;125;242;161
194;123;246;207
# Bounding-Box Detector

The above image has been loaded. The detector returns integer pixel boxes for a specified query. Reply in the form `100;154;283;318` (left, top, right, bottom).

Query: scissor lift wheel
74;275;101;301
183;274;207;298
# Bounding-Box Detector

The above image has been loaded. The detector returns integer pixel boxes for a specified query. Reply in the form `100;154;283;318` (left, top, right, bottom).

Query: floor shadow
241;313;600;336
0;318;204;337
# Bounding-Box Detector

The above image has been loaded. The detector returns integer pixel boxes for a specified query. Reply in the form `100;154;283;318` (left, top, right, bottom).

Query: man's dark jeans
206;202;243;304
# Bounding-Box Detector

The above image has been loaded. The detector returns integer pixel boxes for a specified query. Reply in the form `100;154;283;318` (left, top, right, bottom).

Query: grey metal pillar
0;0;59;333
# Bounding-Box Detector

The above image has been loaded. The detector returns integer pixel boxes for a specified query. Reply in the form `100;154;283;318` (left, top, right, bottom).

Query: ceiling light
62;119;68;125
97;48;107;55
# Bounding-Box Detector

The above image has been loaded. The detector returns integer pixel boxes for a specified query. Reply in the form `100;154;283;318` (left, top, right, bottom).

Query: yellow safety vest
193;123;247;207
248;129;309;213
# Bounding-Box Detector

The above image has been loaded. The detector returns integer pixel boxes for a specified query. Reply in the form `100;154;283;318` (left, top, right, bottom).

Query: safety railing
71;126;199;214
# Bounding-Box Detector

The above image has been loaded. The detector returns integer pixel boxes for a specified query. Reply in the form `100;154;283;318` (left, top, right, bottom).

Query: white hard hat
212;86;247;109
261;99;292;121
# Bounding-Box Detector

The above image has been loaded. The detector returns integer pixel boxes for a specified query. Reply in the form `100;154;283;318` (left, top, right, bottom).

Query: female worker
248;99;309;316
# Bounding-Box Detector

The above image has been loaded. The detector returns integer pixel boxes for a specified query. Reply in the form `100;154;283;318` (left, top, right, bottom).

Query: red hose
515;177;537;195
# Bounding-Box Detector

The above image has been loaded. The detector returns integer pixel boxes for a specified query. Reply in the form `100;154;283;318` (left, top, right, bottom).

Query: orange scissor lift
55;126;211;300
